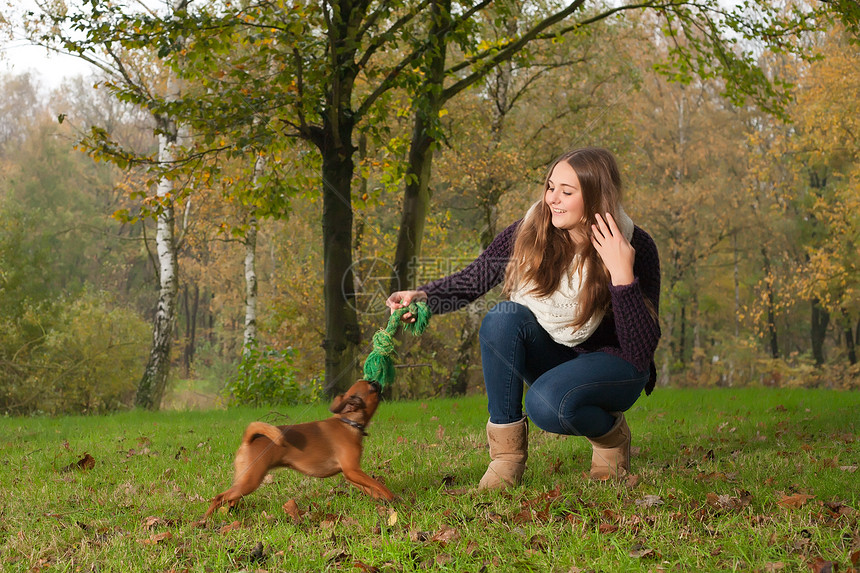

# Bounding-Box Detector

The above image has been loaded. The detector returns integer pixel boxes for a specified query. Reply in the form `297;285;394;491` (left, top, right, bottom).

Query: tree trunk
843;310;856;365
135;146;179;409
134;0;187;410
243;136;267;356
765;287;778;359
183;283;199;377
811;297;830;367
319;140;361;396
679;302;687;366
660;308;673;387
732;233;740;338
846;325;857;365
243;213;258;356
761;248;778;359
391;0;450;294
692;298;702;377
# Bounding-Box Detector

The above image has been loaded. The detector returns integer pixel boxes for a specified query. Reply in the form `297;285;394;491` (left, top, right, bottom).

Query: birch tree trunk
134;129;180;409
134;0;187;410
243;216;259;355
242;153;264;356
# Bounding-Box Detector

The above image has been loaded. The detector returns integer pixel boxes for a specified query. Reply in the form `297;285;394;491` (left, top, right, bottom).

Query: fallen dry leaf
763;562;785;572
808;557;837;573
139;532;172;545
777;493;816;509
706;492;750;511
142;516;168;529
430;526;459;544
629;545;657;559
249;541;265;563
697;471;728;481
598;523;619;534
635;495;664;508
283;499;301;523
545;457;564;475
529;534;549;551
353;560;379;573
322;548;348;563
61;453;96;472
218;520;241;534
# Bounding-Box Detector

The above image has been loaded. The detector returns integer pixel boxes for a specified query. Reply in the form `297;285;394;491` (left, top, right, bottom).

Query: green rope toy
362;301;432;390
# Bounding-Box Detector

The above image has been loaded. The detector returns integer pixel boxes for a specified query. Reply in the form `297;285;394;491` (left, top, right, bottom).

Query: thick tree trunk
391;0;450;293
391;115;436;292
320;142;361;396
811;298;830;366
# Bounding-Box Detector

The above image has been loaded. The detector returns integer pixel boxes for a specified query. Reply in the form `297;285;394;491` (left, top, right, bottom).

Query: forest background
0;0;858;416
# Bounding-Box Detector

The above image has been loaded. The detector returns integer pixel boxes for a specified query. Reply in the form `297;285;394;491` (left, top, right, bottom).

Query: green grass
1;388;858;572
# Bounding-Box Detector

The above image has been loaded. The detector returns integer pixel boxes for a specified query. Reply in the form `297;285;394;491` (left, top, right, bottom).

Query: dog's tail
242;421;288;447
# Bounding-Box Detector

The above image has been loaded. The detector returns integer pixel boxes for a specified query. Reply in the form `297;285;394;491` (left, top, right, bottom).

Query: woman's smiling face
545;160;585;237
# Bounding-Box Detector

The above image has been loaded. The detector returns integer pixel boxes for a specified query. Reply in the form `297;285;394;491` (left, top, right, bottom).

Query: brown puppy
205;379;394;518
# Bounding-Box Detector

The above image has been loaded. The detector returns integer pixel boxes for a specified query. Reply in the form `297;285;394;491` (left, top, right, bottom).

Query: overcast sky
0;0;98;88
1;42;96;87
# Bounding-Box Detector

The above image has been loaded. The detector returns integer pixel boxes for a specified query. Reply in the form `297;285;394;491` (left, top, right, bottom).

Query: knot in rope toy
362;301;431;390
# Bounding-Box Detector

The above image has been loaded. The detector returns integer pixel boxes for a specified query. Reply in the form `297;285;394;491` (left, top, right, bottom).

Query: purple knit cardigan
418;220;662;394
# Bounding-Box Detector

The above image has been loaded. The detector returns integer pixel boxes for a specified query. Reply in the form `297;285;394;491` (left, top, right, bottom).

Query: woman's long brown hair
502;147;623;331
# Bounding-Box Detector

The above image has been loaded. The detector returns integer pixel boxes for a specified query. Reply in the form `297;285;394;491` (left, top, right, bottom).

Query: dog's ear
329;393;347;413
331;394;365;414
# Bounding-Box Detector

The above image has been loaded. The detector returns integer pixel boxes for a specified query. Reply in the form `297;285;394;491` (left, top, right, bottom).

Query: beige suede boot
587;412;631;480
477;417;528;490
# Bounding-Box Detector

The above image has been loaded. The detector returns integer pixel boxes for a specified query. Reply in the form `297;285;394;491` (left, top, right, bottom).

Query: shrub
0;292;149;415
224;342;321;407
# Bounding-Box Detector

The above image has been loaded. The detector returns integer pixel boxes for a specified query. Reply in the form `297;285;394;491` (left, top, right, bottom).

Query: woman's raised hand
591;212;635;286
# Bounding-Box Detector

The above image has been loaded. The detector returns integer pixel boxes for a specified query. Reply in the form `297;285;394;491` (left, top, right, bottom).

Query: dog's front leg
342;467;395;501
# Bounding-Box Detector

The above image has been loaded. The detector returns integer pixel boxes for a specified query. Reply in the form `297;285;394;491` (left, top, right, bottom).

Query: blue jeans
479;301;648;438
